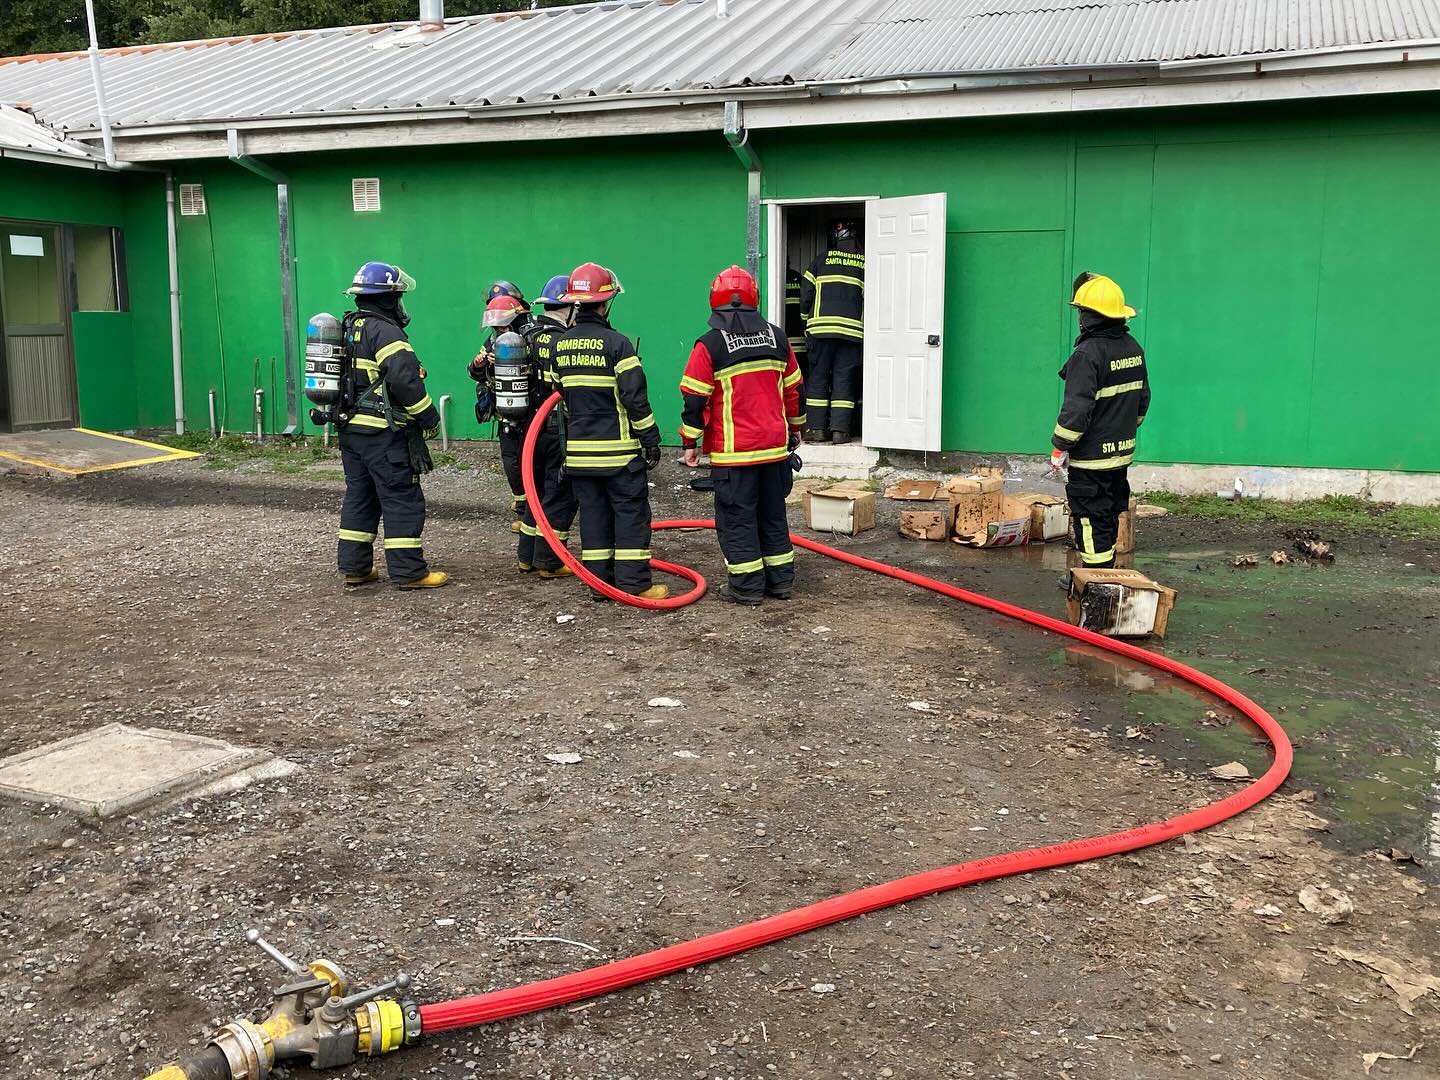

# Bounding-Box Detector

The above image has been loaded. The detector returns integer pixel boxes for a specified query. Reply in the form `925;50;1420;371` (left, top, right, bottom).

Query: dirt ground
0;452;1436;1080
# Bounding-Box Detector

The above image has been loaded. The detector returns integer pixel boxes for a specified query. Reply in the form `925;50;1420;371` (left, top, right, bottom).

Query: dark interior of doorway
782;201;867;285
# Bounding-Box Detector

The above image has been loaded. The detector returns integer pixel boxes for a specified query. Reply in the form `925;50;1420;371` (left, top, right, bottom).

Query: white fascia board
745;63;1440;130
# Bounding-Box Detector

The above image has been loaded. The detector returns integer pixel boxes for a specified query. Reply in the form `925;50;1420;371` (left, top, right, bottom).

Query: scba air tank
492;332;532;421
304;313;346;409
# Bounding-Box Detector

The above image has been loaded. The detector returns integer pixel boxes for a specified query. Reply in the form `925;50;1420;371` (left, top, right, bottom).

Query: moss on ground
1145;492;1440;540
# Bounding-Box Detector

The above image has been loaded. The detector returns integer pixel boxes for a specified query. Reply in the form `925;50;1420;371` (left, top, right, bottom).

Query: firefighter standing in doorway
1050;272;1150;569
680;266;805;605
514;274;579;578
334;261;447;589
552;262;668;600
468;280;531;534
784;265;809;385
799;220;865;444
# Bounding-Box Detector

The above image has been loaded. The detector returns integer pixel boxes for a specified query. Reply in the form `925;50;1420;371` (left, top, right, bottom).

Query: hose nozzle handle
245;927;307;977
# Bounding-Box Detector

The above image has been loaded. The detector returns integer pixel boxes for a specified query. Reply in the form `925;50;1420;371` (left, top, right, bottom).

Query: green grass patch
1145;492;1440;540
158;433;338;471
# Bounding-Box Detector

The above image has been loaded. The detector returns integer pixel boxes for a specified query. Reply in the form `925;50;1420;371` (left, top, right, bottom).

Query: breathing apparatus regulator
491;331;533;422
304;312;349;426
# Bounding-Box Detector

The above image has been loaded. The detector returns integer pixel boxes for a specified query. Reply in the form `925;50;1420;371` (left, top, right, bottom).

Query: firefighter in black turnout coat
551;263;668;600
335;261;447;589
799;220;865;444
1050;272;1151;568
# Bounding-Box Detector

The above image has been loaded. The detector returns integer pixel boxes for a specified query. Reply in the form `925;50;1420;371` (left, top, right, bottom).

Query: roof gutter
723;100;762;281
227;128;300;436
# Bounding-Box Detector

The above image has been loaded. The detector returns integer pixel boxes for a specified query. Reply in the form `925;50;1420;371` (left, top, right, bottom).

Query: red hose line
419;396;1292;1035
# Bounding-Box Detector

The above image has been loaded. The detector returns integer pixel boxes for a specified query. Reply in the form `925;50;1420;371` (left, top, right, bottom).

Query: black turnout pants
498;422;528;518
713;458;796;599
517;426;577;571
571;459;654;594
804;337;862;435
337;431;428;582
1066;465;1130;568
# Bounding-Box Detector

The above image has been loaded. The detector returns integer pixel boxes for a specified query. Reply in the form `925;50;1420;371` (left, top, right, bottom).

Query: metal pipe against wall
165;173;186;433
723;101;763;281
437;394;451;451
227;129;300;435
254;388;264;441
82;0;116;167
208;389;218;437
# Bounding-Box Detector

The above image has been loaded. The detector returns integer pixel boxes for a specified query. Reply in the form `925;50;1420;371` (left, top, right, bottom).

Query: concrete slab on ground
0;428;198;477
797;441;879;480
0;723;295;817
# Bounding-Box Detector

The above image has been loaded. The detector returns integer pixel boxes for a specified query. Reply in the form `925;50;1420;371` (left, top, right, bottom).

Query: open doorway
766;194;948;453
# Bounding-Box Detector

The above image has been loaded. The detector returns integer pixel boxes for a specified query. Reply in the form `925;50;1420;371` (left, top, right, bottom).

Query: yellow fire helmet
1070;274;1137;319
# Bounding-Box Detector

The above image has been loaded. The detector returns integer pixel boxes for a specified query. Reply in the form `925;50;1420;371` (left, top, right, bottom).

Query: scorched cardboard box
1066;568;1177;639
804;483;876;536
945;475;1004;541
899;507;950;541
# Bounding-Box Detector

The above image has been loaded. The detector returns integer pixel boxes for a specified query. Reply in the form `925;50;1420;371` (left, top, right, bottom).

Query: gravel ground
0;452;1435;1080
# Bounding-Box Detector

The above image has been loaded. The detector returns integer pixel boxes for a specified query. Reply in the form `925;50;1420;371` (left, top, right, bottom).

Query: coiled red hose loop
416;394;1292;1035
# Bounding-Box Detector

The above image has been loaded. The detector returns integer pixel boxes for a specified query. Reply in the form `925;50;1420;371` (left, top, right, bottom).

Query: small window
179;183;206;216
73;226;126;313
352;177;381;212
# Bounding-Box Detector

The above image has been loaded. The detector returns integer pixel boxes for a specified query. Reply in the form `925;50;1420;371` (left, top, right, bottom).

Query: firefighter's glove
1049;448;1069;477
788;431;801;452
644;443;662;470
424;425;440;441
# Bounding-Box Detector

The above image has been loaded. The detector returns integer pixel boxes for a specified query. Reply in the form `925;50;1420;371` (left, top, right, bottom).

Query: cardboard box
899;507;949;541
884;479;943;502
952;516;1031;548
1116;496;1138;554
1003;492;1070;543
804;484;876;536
1065;568;1177;638
945;474;1004;541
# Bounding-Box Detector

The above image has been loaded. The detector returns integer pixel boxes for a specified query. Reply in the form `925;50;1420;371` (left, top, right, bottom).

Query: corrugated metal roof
0;103;102;160
0;0;1437;134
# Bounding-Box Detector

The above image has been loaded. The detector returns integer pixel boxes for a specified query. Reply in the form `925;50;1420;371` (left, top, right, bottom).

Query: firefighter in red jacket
680;266;805;605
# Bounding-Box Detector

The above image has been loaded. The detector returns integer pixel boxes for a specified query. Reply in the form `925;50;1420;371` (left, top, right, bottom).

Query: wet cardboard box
804;482;876;536
945;474;1004;541
1003;492;1071;543
899;507;950;541
1066;568;1178;639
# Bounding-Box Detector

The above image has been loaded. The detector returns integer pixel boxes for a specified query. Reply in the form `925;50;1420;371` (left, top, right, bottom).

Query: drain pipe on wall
165;173;187;433
82;0;116;166
227;129;301;435
723;100;763;281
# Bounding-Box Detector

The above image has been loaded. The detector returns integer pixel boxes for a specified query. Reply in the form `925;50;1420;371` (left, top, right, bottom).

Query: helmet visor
483;307;521;328
394;267;416;294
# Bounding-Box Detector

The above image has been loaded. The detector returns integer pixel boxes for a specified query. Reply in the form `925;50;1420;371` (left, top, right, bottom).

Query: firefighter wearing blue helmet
333;261;447;589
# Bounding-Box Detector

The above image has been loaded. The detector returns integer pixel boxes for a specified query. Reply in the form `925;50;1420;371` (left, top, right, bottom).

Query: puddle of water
893;537;1440;877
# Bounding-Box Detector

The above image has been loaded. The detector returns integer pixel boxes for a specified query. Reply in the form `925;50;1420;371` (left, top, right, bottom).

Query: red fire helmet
709;265;759;310
561;262;623;304
483;294;526;328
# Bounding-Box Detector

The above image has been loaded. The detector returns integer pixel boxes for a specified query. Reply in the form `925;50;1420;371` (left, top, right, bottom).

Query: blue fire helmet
486;280;526;305
538;274;572;309
347;261;415;296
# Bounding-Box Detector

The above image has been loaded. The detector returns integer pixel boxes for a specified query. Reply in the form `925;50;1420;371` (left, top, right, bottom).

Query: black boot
805;428;830;443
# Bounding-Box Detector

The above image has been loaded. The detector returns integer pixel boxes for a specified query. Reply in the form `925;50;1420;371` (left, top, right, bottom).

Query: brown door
0;223;77;431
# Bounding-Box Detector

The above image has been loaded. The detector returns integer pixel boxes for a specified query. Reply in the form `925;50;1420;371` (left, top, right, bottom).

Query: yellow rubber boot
538;565;574;580
344;569;380;586
510;520;524;534
398;571;450;589
637;584;670;600
517;561;534;573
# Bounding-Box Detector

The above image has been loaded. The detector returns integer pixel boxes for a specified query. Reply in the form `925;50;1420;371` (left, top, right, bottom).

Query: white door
862;193;947;451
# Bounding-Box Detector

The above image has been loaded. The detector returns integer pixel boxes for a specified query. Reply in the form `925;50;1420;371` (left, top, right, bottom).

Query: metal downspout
227;129;300;435
165;173;186;432
723;101;762;280
82;0;116;166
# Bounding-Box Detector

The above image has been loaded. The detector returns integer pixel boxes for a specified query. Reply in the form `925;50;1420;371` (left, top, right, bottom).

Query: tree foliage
0;1;585;57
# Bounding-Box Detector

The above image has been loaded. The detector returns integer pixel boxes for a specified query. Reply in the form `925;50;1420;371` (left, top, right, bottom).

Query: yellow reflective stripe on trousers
762;551;795;566
404;394;433;416
1069;453;1134;470
383;537;422;549
337;528;376;543
681;376;713;395
1054;423;1084;441
614;355;641;375
831;399;856;409
1094;380;1144;399
727;558;764;574
1081;548;1116;565
710;446;787;465
375;340;414;363
614;548;652;561
581;549;613;560
1080;517;1095;556
805;397;828;408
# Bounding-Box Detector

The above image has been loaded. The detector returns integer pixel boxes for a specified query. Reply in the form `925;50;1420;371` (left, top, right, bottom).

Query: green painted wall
762;95;1440;472
174;135;746;439
0;158;171;431
154;93;1440;472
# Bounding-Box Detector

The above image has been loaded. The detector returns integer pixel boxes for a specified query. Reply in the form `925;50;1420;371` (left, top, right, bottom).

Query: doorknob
926;334;941;347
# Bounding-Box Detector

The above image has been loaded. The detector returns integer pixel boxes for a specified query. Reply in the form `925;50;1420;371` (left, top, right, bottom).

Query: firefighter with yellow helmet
1050;272;1150;568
